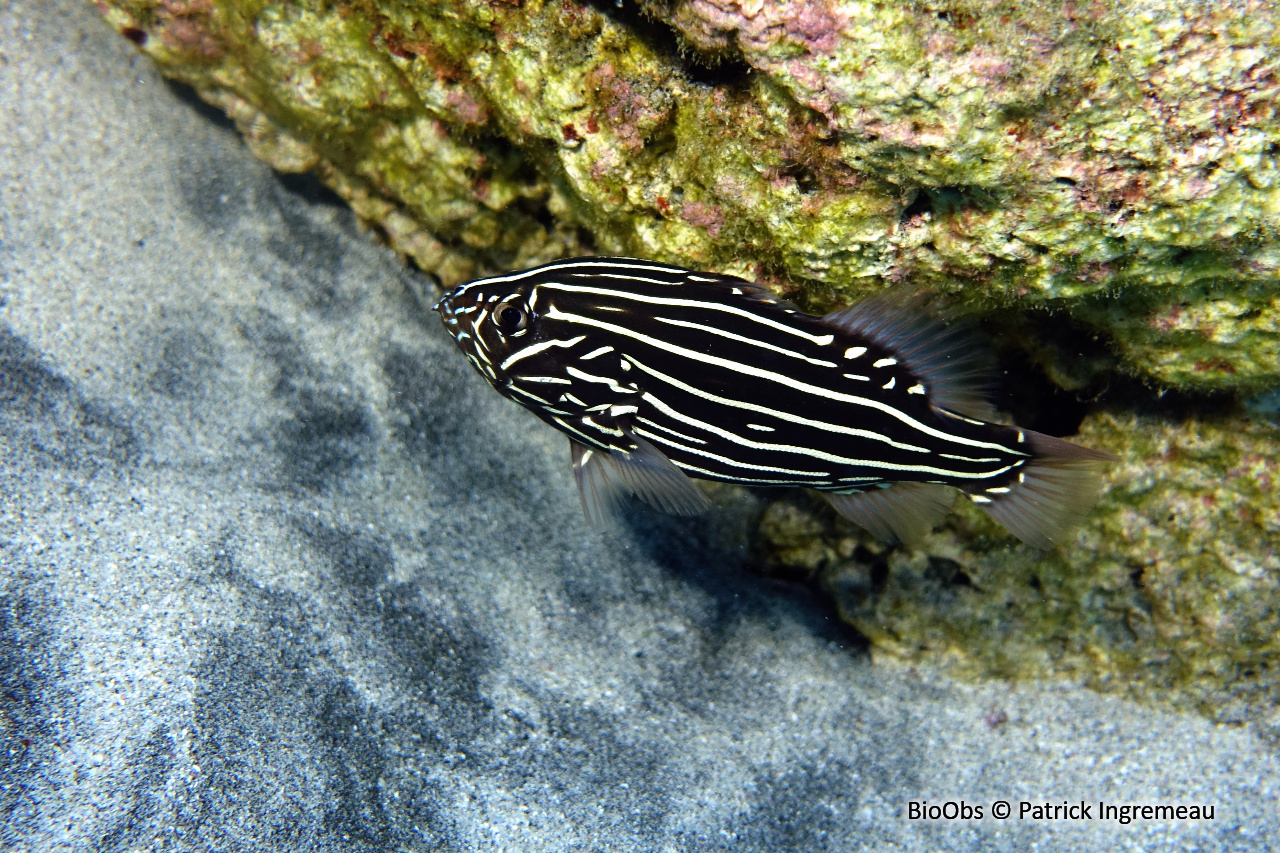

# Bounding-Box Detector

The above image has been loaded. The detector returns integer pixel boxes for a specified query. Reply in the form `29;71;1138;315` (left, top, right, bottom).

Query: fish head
436;270;640;425
434;276;542;381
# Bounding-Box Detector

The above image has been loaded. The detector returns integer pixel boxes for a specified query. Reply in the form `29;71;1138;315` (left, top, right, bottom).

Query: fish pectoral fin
571;439;628;528
570;435;713;525
610;433;714;516
823;482;955;547
968;430;1117;550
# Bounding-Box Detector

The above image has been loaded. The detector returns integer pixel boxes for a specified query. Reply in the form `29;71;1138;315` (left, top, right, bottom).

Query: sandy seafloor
1;1;1278;850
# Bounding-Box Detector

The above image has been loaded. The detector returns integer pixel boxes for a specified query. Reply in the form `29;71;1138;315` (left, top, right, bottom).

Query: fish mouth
432;287;454;314
433;292;458;317
433;283;471;316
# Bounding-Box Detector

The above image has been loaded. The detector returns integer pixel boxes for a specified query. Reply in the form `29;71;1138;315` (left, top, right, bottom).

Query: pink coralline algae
669;0;847;123
585;61;672;153
680;201;725;237
780;0;841;54
676;0;844;55
446;89;489;125
141;0;222;58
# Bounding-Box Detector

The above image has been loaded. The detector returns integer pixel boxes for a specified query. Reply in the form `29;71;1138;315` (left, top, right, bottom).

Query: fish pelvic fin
969;431;1117;550
823;482;955;548
570;435;712;527
571;440;627;528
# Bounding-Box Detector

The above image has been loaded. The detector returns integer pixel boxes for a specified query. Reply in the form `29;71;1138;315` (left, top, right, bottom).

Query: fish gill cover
94;0;1280;722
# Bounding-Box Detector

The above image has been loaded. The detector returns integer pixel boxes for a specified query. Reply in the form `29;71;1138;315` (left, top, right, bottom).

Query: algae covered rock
95;0;1280;392
758;408;1280;724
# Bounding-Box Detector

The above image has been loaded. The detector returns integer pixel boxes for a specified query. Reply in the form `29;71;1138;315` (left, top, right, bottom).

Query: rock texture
4;2;1280;850
93;0;1280;393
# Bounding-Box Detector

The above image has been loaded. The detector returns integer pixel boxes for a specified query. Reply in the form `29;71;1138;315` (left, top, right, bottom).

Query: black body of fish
435;257;1114;548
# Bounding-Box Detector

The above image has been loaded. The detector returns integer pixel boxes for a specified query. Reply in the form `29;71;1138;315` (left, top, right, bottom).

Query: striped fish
434;257;1115;548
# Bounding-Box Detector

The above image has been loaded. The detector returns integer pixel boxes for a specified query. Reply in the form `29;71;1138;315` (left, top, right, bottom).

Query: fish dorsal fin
570;436;712;527
727;278;784;305
822;290;997;420
969;430;1117;549
823;482;955;547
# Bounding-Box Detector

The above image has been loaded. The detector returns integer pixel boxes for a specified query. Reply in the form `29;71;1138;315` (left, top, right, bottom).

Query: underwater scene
1;0;1277;848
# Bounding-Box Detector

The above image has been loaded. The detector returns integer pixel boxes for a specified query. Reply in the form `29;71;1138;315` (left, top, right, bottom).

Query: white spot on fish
874;357;897;368
844;346;867;359
746;424;775;432
970;494;993;504
842;373;869;382
908;383;925;395
882;377;896;390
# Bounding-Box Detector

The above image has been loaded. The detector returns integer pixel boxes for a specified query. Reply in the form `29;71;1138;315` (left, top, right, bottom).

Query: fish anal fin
823;482;955;547
821;289;996;421
970;430;1117;550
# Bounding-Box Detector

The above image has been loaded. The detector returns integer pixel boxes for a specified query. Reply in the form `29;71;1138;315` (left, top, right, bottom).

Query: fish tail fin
969;431;1117;550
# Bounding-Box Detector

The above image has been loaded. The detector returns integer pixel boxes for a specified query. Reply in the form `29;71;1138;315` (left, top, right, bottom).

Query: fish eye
495;299;529;334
